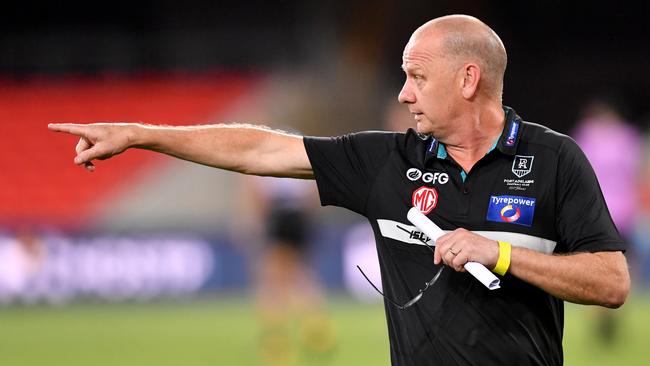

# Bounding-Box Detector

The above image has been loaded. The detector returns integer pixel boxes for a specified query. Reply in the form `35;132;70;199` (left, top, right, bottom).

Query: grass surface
0;292;648;366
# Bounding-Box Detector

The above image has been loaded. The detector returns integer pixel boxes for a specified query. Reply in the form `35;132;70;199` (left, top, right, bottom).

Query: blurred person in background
238;175;336;366
633;128;650;283
49;15;631;365
0;227;45;304
573;97;642;344
634;130;650;283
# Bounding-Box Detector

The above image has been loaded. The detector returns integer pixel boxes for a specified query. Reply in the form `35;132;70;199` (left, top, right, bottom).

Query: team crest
412;186;438;214
512;155;534;178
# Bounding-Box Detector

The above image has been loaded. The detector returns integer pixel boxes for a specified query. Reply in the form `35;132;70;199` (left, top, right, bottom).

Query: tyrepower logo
406;168;449;184
486;195;536;227
412;186;438;214
499;205;520;222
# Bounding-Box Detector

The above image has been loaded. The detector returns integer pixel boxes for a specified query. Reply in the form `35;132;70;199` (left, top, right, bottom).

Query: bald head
410;15;507;98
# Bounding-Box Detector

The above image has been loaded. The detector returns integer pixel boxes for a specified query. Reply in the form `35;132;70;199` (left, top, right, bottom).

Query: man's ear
460;63;480;99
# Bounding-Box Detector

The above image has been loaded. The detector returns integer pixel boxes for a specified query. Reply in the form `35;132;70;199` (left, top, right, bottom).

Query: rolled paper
407;207;501;290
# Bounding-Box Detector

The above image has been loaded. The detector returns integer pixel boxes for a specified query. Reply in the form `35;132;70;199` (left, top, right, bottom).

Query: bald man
50;15;629;366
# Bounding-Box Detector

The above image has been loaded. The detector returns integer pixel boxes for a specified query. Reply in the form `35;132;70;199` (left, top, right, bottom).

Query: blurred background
1;1;650;365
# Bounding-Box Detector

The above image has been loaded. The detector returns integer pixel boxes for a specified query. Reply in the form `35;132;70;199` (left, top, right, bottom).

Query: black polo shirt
303;106;624;366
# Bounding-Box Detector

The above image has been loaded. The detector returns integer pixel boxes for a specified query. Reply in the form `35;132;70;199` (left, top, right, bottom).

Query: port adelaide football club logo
504;155;535;191
512;155;534;178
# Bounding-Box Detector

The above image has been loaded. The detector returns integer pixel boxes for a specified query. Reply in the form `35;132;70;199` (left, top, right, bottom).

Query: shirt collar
424;105;523;165
495;105;523;156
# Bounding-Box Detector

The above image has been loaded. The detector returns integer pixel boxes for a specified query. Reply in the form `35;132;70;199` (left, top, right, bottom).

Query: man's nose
398;81;415;104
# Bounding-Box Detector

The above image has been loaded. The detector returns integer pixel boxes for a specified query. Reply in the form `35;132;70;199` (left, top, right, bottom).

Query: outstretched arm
48;123;313;178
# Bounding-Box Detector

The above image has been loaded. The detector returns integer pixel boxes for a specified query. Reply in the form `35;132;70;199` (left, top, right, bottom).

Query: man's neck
441;104;505;174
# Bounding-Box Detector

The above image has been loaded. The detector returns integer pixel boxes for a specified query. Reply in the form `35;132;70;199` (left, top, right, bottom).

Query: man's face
398;37;458;136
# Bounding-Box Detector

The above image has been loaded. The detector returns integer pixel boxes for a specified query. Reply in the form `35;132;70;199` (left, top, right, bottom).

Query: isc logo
412;186;438;214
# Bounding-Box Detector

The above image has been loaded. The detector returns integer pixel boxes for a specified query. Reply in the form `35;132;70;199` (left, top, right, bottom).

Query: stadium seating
0;73;255;229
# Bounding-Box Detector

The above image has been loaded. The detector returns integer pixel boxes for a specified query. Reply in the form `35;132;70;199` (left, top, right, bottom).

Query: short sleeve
303;131;398;215
555;138;625;253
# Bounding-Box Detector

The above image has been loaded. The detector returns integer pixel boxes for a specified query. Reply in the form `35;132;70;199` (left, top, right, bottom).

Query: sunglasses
356;225;444;310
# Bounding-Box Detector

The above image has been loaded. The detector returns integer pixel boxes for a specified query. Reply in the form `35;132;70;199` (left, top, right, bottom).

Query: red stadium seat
0;73;256;229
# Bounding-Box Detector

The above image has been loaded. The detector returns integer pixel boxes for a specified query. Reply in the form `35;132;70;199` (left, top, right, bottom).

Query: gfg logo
406;168;423;180
406;168;449;184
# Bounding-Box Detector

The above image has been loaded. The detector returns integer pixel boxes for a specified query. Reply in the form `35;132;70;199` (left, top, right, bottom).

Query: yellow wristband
492;241;511;276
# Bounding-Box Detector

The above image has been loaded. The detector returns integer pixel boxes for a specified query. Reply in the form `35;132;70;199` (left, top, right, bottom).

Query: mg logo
412;186;438;214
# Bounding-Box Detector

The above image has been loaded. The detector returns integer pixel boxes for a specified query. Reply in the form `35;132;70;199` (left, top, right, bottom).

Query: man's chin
415;121;432;135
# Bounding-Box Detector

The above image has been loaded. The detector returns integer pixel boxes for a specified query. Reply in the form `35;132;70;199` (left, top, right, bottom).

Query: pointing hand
48;123;135;172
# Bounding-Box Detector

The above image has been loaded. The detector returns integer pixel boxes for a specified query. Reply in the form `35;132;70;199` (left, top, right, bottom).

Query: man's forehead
401;39;441;68
403;32;443;54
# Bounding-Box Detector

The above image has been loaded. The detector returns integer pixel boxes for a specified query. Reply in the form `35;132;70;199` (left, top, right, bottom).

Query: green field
1;291;648;366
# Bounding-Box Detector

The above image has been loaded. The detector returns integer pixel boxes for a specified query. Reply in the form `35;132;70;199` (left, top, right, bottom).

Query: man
50;15;629;366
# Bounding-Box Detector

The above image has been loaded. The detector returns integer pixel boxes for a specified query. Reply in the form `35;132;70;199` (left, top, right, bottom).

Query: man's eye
413;75;423;80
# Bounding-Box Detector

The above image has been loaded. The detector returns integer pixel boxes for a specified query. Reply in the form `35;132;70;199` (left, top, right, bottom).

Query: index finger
48;123;88;136
434;242;443;265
